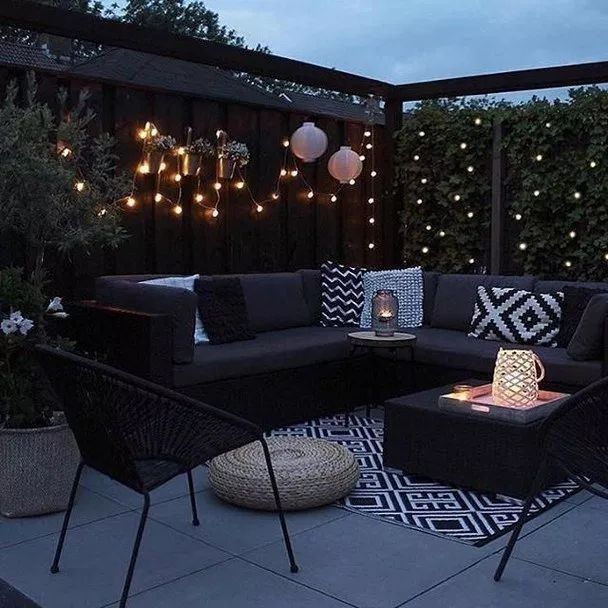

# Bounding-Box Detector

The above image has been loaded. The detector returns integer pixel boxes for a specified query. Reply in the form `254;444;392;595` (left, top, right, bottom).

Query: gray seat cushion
408;327;600;387
431;274;536;331
173;327;354;386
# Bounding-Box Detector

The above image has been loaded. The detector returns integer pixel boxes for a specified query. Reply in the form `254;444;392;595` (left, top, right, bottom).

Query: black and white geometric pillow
468;286;564;347
320;261;365;327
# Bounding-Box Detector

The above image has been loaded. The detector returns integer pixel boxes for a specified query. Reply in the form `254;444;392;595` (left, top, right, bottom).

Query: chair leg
187;469;200;526
119;494;150;608
260;438;299;574
494;460;548;582
50;460;84;574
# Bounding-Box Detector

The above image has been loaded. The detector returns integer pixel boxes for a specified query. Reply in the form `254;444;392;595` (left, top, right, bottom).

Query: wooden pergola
2;0;608;270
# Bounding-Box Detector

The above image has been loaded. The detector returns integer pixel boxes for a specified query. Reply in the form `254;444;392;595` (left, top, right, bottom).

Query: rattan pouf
209;437;360;511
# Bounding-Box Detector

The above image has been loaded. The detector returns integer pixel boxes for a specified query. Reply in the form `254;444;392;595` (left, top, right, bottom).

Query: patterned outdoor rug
271;413;579;546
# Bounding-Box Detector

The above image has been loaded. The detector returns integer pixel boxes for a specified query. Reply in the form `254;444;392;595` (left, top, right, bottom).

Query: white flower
18;318;34;335
47;297;63;313
1;319;18;335
9;310;23;324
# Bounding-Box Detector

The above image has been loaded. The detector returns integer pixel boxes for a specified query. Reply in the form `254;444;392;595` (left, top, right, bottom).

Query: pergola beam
0;0;391;98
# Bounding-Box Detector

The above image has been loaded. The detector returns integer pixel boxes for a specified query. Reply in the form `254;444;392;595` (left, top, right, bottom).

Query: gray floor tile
112;558;351;608
513;503;608;585
582;494;608;513
244;512;482;608
0;488;129;549
149;488;350;554
0;511;229;608
80;466;209;508
403;555;608;607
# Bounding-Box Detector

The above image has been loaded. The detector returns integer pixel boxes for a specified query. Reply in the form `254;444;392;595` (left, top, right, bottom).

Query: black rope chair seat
494;374;608;582
35;345;298;608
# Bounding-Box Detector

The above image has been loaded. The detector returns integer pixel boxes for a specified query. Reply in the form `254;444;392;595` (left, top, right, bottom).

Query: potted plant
0;73;128;516
144;134;177;174
217;140;249;179
0;269;80;517
180;137;215;176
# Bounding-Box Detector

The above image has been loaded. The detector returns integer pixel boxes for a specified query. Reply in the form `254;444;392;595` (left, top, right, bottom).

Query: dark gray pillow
567;294;608;361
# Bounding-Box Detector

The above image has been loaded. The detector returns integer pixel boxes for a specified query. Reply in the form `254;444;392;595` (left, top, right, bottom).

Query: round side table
347;331;417;419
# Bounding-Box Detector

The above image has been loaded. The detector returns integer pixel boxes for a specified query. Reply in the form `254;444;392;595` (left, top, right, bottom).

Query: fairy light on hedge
535;154;543;161
421;178;428;184
515;213;522;221
195;193;204;203
75;181;85;192
519;242;527;250
419;130;425;137
126;196;136;208
368;197;375;204
460;142;467;150
467;211;474;218
574;191;582;199
413;154;420;161
416;198;423;205
467;165;474;173
569;230;576;238
439;230;446;237
565;260;572;268
590;161;597;168
474;117;482;125
154;193;162;203
421;246;429;253
369;217;375;224
533;190;540;197
426;224;432;231
454;194;461;201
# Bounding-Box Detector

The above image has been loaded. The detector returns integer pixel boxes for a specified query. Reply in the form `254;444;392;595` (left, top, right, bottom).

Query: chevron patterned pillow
468;286;564;347
320;261;365;327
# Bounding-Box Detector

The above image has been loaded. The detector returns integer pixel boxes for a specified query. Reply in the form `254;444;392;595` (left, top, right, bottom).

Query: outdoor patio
1;407;607;608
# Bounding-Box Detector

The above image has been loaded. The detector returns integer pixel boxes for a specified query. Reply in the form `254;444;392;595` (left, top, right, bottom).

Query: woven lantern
492;348;545;407
327;146;363;183
290;122;328;163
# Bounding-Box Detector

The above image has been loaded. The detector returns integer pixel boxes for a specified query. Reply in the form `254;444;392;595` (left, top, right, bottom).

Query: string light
173;174;182;183
307;190;314;199
150;126;158;137
467;211;474;218
467;165;474;173
469;258;475;264
126;196;136;208
235;180;245;189
519;242;527;250
368;197;375;204
359;154;366;161
515;213;522;221
98;208;107;217
369;217;375;224
282;139;290;148
460;142;467;150
565;260;572;268
370;170;377;177
280;169;288;177
138;129;147;140
421;178;428;184
177;147;186;156
154;193;162;203
256;204;264;213
425;224;432;231
604;253;608;261
212;208;219;218
416;198;423;205
365;143;373;150
75;181;85;192
590;161;597;168
349;179;356;185
419;130;425;137
159;161;167;171
569;230;576;238
545;122;551;128
421;246;429;253
413;155;420;161
272;193;280;200
291;169;299;177
213;182;222;191
330;195;338;203
454;194;461;201
195;193;204;203
60;147;72;158
474;117;482;125
439;230;446;237
535;154;543;161
139;163;150;174
533;190;540;197
368;242;375;249
574;191;582;199
364;130;372;138
173;205;183;215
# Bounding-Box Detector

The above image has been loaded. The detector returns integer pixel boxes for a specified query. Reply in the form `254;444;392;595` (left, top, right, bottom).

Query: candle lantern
492;348;545;407
372;289;399;337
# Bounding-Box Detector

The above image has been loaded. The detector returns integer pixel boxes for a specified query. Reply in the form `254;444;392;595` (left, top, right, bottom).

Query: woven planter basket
0;422;80;518
209;437;360;511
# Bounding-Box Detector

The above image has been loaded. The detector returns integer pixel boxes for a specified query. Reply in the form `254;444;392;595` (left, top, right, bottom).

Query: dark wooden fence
0;66;385;295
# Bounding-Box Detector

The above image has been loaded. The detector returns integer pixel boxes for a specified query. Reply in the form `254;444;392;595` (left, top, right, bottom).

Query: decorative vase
0;419;80;517
372;289;399;337
290;121;328;162
492;348;545;407
327;146;363;183
217;156;235;180
180;153;202;176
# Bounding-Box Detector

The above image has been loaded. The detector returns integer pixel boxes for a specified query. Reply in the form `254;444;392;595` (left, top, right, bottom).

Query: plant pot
180;153;202;176
146;151;166;174
0;422;80;518
217;156;235;180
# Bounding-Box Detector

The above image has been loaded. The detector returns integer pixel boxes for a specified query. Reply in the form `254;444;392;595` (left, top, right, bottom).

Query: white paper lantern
327;146;363;184
290;122;328;163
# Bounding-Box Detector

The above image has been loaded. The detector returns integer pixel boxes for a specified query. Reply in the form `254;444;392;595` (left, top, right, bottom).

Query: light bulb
419;130;425;137
533;190;540;197
60;147;72;158
368;197;375;204
467;166;474;173
235;180;245;189
177;147;186;156
213;182;222;191
545;122;551;128
365;143;373;150
474;117;482;125
154;193;162;203
565;260;572;268
439;230;446;237
212;208;219;218
150;127;158;137
467;211;474;218
590;161;597;168
280;169;287;177
421;246;429;254
368;242;375;249
371;170;377;177
272;193;280;200
215;130;222;139
359;155;366;161
535;154;543;161
413;155;420;161
515;213;522;221
138;129;147;140
195;193;204;203
416;198;423;205
349;179;356;185
307;191;314;199
574;191;581;199
454;194;461;201
75;181;85;192
173;205;183;215
569;230;576;238
369;217;375;224
283;139;290;148
469;258;475;264
604;253;608;261
174;174;182;183
98;208;107;217
126;196;136;208
519;242;527;250
460;142;467;150
291;170;299;177
138;163;150;174
159;162;167;171
421;178;428;184
256;204;264;213
364;130;372;138
330;195;337;203
425;224;432;231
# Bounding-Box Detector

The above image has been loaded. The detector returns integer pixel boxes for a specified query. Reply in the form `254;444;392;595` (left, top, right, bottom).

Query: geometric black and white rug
271;413;579;546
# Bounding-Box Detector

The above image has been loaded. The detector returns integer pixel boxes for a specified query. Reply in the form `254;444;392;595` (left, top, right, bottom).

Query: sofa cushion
423;271;441;325
409;327;600;387
320;261;365;327
534;280;608;294
297;269;321;324
567;294;608;361
95;276;197;364
172;327;355;386
431;274;536;331
556;285;608;347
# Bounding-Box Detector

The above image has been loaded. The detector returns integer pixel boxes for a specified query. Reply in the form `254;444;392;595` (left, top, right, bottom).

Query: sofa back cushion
534;280;608;293
567;294;608;360
431;273;536;331
422;271;441;325
227;273;312;332
297;269;321;324
95;275;197;364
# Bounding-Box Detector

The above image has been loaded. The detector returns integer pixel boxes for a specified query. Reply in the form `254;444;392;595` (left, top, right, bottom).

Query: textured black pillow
194;277;255;345
567;294;608;360
557;286;608;347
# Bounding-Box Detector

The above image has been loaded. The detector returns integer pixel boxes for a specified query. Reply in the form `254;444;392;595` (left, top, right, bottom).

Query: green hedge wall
395;88;608;280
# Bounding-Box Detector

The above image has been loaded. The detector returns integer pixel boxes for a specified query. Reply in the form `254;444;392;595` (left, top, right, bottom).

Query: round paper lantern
290;122;328;162
328;146;363;183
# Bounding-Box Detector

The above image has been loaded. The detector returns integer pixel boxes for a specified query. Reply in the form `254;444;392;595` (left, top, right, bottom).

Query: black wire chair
35;345;298;608
494;374;608;582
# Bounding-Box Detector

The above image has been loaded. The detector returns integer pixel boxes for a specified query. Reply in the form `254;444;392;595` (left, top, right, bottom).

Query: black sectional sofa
67;270;608;429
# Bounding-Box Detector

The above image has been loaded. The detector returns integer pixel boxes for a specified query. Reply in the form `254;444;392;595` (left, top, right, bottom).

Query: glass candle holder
372;289;399;337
